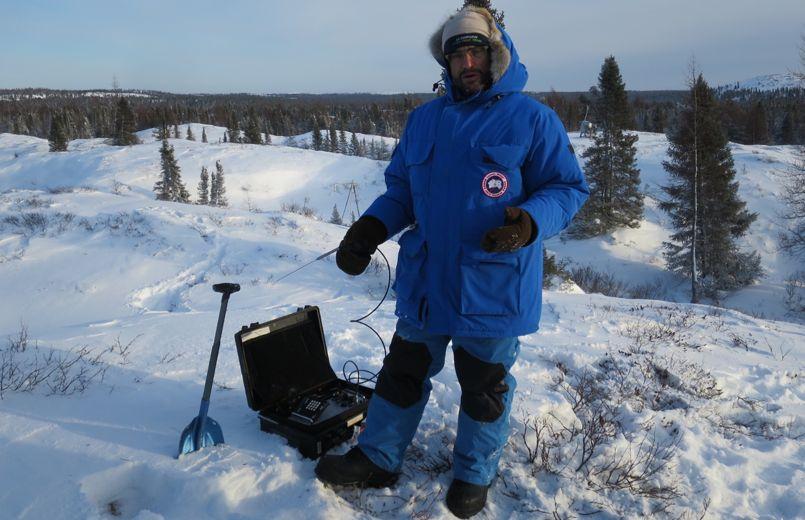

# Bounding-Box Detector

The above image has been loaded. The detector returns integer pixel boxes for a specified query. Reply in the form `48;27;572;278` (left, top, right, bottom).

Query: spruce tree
661;74;761;301
349;132;360;156
244;115;262;144
312;117;323;151
173;124;180;139
570;56;642;237
113;97;139;146
154;138;190;202
780;111;796;145
48;112;68;152
197;166;210;205
211;160;228;207
186;126;195;141
745;101;770;144
328;121;338;152
338;129;348;154
462;0;504;27
202;127;208;143
227;113;240;143
154;119;169;141
329;204;343;225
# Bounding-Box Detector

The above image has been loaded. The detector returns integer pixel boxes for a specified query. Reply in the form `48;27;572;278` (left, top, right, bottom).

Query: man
315;6;588;518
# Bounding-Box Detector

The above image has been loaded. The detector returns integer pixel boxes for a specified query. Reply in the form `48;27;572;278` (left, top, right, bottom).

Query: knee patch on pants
374;333;432;408
454;347;510;423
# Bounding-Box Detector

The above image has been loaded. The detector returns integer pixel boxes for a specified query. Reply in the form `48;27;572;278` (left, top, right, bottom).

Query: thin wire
270;240;392;386
343;247;392;385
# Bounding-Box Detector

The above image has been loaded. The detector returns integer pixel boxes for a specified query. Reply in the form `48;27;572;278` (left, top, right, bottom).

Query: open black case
234;306;372;459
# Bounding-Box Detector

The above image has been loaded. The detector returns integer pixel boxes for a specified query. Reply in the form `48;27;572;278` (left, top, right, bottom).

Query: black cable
342;247;392;386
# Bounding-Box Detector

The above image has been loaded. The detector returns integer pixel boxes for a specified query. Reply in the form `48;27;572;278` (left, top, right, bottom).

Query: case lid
235;306;337;412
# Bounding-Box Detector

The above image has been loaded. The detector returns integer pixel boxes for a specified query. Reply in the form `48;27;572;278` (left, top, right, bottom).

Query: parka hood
429;6;528;102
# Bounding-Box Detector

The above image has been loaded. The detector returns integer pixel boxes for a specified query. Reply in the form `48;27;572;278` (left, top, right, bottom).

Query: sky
1;0;803;94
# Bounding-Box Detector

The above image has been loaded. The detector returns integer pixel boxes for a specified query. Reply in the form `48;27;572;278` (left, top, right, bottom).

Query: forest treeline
1;85;802;146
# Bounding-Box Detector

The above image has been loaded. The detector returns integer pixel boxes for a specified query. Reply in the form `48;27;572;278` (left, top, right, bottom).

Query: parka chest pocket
405;140;435;198
468;143;527;208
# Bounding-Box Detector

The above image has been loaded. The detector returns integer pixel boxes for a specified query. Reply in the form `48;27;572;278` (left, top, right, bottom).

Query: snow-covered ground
0;127;802;519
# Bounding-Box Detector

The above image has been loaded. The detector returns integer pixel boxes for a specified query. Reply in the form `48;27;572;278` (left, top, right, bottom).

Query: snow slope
718;73;803;92
0;128;802;519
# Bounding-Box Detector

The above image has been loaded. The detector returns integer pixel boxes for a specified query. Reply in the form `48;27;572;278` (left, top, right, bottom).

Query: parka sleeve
518;108;589;241
363;129;415;238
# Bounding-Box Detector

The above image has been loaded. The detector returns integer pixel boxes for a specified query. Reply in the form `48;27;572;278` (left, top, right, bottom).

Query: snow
0;127;802;519
718;73;803;92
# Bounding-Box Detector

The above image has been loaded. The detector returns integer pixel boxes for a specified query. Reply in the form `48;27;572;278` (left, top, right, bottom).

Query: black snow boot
445;479;489;518
315;446;399;488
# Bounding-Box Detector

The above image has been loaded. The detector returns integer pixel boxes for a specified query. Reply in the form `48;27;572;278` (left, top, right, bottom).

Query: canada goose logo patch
482;172;508;198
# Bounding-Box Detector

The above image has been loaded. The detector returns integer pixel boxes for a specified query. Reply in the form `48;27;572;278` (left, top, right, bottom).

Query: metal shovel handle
200;283;238;405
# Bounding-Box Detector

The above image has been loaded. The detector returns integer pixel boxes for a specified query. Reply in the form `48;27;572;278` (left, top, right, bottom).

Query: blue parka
364;24;588;338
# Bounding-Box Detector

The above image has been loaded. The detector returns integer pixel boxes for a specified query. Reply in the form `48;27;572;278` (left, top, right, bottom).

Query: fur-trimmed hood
429;6;527;99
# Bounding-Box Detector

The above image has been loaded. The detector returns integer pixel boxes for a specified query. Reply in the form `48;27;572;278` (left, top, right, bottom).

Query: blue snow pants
357;318;520;486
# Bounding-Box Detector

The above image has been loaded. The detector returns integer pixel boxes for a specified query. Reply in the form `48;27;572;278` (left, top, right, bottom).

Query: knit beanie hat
441;8;492;55
429;6;511;83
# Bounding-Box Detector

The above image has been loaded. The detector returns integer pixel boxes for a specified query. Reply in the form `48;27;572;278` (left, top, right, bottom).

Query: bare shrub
514;355;686;513
0;324;119;398
588;430;681;500
85;211;153;239
1;209;78;237
111;180;130;195
783;270;805;316
13;195;53;209
570;265;628;297
627;279;666;300
281;200;317;219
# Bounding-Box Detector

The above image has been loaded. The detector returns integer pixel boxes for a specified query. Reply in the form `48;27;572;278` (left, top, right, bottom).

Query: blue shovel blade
177;415;224;457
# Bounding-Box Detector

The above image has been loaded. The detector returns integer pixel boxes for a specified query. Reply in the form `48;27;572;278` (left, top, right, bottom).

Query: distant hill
718;73;803;93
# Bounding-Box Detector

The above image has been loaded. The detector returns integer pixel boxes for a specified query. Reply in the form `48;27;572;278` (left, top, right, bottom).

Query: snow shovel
177;282;240;457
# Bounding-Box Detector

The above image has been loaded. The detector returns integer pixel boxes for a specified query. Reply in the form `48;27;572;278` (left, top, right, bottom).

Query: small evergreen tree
197;166;210;205
227;113;240;143
202;127;208;143
779;147;805;257
328;121;338;152
48;112;68;152
312;117;323;151
338;129;348;154
154;138;189;202
570;56;642;237
113;97;139;146
349;132;360;156
462;0;504;27
153;120;169;141
377;139;390;160
210;160;228;207
186;126;195;141
223;131;228;143
329;204;343;225
780;111;797;145
244;115;262;144
745;101;770;144
173;124;180;139
661;73;761;301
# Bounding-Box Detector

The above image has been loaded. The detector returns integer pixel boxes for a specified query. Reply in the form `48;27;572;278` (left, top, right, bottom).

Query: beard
453;68;493;96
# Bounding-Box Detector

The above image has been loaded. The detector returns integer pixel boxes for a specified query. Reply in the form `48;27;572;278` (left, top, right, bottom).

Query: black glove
336;216;388;275
481;207;536;253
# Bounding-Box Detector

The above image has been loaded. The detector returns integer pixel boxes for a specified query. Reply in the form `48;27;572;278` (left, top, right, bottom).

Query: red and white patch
481;172;508;198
